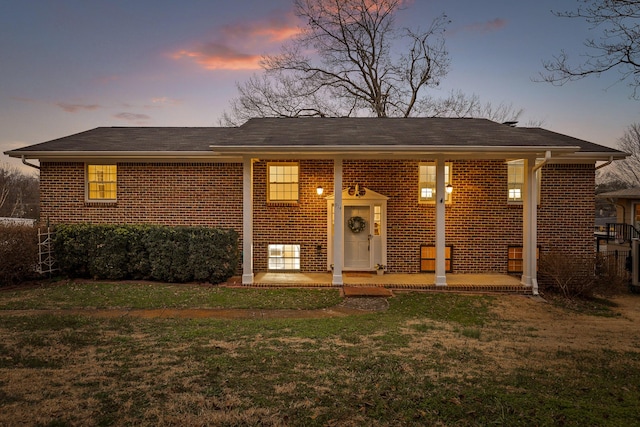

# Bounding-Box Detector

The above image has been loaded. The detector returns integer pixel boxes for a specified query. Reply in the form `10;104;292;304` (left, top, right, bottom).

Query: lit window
268;163;299;202
508;160;541;204
507;246;523;272
507;246;540;273
268;244;301;270
373;205;381;236
420;245;452;272
507;161;524;202
87;164;117;201
419;162;451;203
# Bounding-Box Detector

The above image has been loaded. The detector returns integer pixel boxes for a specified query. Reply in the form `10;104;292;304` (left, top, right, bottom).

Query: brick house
4;117;626;291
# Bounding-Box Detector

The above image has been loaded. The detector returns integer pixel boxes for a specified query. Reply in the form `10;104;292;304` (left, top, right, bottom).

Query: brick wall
538;164;595;259
252;160;334;272
40;162;243;231
40;159;594;275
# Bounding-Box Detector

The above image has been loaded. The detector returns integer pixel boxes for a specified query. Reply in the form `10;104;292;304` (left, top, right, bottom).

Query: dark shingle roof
597;187;640;198
4;117;625;156
521;127;622;154
10;127;236;152
215;117;569;147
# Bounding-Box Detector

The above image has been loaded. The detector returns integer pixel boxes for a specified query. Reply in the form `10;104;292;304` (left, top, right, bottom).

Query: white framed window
419;162;451;203
268;244;301;270
507;246;539;273
507;161;524;202
507;160;541;204
86;164;117;201
373;205;381;236
268;163;299;202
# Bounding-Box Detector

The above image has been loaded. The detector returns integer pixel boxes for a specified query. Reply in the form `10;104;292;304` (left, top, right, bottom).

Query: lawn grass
0;281;343;310
0;283;639;426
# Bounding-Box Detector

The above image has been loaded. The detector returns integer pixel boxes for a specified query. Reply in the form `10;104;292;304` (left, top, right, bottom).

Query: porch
249;272;531;294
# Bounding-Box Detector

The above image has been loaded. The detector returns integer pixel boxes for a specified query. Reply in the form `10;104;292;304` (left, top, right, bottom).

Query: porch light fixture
316;186;324;196
446;184;453;194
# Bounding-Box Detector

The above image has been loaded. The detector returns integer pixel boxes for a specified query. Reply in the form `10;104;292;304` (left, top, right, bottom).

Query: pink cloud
462;18;507;34
220;14;301;43
56;103;102;113
149;97;182;107
96;75;120;84
172;43;262;70
113;112;151;124
171;12;300;71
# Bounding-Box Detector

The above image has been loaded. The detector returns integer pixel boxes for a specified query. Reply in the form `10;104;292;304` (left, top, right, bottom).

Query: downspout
529;151;551;296
533;150;551;173
595;156;614;170
21;156;40;170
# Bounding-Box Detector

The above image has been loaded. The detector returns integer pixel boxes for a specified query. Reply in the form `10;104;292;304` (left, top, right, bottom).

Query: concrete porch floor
251;272;531;294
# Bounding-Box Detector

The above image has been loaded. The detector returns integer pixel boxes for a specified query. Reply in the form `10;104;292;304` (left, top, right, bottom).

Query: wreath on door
348;216;366;233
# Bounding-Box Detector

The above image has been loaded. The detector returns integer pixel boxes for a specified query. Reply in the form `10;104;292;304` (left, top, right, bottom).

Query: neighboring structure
596;187;640;246
597;188;640;231
596;188;640;288
4;117;627;291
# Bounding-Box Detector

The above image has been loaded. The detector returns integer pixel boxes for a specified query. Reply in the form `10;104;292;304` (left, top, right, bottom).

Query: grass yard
1;281;639;426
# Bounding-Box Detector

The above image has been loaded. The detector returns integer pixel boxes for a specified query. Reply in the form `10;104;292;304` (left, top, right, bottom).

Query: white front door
344;206;371;269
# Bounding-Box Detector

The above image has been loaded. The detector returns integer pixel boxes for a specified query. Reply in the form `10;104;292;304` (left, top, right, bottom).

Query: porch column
332;158;344;286
521;157;537;290
435;158;447;286
242;157;254;285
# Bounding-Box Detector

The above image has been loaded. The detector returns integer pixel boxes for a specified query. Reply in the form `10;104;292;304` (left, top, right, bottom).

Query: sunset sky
2;0;638;173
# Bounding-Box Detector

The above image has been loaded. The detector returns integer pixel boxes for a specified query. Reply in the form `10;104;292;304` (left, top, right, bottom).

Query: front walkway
252;272;531;294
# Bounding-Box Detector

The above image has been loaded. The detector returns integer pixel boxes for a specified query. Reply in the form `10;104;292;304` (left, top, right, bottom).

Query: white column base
332;274;343;286
435;275;447;286
242;273;254;285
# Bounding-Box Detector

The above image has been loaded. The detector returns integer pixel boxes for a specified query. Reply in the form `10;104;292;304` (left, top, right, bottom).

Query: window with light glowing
86;164;117;201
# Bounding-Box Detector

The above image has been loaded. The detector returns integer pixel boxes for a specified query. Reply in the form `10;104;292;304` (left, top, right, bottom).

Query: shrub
538;249;597;299
538;249;628;299
52;224;239;283
0;224;39;286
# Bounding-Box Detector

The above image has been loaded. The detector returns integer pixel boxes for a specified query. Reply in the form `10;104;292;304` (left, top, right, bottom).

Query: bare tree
0;163;16;212
540;0;640;98
221;0;451;125
420;90;524;123
0;163;39;219
607;123;640;187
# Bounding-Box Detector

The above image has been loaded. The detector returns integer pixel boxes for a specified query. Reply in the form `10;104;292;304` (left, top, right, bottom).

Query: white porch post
332;158;344;286
242;157;254;285
521;157;536;289
435;158;447;286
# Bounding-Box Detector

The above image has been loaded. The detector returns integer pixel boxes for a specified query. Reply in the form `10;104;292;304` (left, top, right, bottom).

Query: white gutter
6;151;215;159
21;156;40;170
533;150;551;172
208;144;579;154
595;156;614;170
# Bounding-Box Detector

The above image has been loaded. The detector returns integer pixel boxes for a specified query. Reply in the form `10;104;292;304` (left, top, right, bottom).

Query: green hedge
0;224;39;286
52;224;239;283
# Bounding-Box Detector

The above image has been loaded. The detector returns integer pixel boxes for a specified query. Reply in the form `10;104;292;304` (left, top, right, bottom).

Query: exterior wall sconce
446;184;453;194
316;186;324;196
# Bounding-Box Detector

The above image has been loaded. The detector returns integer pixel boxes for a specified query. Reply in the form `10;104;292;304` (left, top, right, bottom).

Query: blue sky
1;0;638;173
